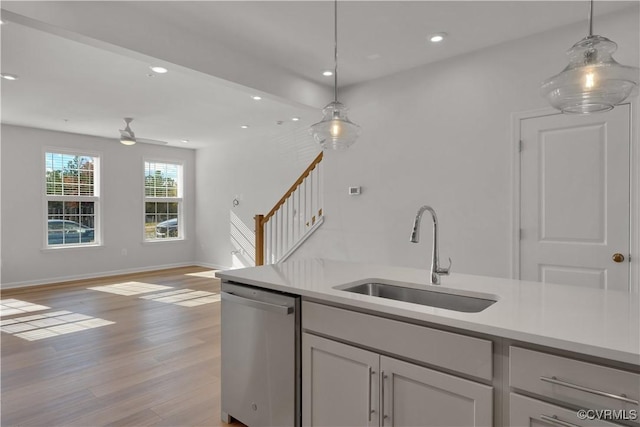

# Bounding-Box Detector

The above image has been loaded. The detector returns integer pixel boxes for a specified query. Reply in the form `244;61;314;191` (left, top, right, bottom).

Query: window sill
143;238;187;245
41;244;103;252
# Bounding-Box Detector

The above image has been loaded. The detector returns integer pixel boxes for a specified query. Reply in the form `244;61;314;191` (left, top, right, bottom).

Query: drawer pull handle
539;414;581;427
540;376;639;405
382;372;388;425
368;366;373;422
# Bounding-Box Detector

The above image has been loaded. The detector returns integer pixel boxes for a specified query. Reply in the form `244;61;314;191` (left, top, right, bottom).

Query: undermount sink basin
336;281;497;313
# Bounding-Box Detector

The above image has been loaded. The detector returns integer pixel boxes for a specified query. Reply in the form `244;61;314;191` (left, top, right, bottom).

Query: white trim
510;107;558;280
42;148;103;248
142;159;184;242
41;243;103;252
511;103;638;291
195;262;230;271
0;261;194;289
277;216;324;264
629;98;639;293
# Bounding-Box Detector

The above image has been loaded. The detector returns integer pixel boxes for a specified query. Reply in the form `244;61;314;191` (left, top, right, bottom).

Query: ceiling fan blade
119;129;134;138
136;137;169;146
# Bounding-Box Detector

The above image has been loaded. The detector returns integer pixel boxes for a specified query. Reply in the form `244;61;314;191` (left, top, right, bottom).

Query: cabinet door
380;356;493;427
302;333;379;427
510;393;625;427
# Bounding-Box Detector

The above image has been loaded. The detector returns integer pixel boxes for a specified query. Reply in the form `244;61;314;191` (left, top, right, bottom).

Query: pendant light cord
588;0;593;37
333;0;338;103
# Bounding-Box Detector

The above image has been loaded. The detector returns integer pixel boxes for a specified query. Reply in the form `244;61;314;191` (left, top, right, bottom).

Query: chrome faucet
410;205;452;285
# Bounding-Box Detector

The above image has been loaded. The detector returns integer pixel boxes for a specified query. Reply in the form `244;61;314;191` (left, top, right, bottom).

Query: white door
520;105;630;290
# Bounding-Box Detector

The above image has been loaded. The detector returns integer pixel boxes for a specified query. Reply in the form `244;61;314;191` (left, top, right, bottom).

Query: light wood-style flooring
1;266;244;427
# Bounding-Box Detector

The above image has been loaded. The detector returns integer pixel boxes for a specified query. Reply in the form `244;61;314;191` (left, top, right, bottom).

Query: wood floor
1;266;244;427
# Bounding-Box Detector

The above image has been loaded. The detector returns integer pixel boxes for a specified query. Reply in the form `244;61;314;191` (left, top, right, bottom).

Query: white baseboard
0;262;196;290
195;261;231;271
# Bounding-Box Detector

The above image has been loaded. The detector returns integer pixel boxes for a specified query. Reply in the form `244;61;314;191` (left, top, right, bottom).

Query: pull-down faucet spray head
410;212;422;243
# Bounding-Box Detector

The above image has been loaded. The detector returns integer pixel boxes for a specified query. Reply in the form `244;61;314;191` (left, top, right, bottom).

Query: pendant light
310;0;361;150
540;0;639;114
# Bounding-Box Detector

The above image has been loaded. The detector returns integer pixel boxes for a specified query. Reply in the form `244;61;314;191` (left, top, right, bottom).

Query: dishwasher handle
221;291;294;315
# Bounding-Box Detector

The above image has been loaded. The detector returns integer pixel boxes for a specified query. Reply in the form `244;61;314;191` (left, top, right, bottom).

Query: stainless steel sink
337;282;497;313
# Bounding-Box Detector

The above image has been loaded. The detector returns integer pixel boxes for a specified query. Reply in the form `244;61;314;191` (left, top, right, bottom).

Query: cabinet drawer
302;301;492;380
510;347;640;413
510;393;630;427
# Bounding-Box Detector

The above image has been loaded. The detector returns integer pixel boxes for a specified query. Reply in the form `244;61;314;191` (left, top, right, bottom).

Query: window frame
43;148;102;249
143;158;184;243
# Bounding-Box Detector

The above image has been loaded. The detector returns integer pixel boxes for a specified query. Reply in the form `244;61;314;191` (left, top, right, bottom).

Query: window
45;151;99;247
144;161;182;240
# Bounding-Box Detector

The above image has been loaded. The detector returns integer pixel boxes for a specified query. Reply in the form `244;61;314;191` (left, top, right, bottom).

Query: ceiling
1;1;637;149
134;1;636;87
1;20;314;149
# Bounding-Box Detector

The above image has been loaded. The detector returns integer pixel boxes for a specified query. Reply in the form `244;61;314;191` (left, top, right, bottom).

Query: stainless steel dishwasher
221;281;300;427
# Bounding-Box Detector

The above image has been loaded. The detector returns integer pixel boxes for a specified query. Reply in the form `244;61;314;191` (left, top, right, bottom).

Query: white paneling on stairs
255;153;324;266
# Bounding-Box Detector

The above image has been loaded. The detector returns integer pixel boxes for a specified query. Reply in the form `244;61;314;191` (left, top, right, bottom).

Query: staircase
255;152;323;265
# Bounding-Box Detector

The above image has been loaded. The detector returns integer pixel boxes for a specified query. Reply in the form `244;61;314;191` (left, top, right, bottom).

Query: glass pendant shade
310;101;361;150
541;35;639;114
309;0;361;150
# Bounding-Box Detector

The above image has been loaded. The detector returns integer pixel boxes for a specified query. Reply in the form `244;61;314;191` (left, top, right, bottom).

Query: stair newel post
255;214;265;266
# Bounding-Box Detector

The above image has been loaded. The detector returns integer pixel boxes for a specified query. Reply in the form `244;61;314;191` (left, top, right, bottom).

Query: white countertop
217;259;640;366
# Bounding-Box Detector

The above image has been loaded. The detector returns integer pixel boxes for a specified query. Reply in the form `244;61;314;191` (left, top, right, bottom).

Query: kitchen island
217;259;640;427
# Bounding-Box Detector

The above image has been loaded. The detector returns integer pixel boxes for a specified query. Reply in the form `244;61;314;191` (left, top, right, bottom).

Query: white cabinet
303;300;493;380
510;393;625;427
302;333;378;427
380;356;492;427
303;333;493;427
509;346;640;427
299;301;640;427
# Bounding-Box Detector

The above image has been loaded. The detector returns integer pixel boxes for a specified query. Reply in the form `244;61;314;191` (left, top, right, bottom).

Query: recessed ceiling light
429;33;447;43
1;73;18;81
150;66;168;74
252;95;262;101
322;70;333;77
291;117;300;122
180;139;189;144
241;125;249;129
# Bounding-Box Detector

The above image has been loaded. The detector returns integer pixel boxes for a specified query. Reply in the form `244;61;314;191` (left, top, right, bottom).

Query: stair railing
255;152;323;266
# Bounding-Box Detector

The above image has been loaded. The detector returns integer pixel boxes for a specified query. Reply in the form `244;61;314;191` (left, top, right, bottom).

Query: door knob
612;253;625;263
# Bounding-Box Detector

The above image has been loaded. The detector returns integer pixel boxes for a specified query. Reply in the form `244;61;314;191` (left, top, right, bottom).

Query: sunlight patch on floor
185;270;218;279
0;299;51;317
0;310;114;341
140;289;221;306
88;282;173;295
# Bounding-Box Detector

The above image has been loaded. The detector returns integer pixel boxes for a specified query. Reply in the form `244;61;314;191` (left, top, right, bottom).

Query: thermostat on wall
348;186;361;196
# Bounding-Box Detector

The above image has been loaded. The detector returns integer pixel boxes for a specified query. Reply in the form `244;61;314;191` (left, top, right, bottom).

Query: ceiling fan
119;118;169;146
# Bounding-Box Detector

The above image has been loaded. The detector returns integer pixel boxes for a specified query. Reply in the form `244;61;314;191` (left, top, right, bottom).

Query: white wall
195;125;320;270
1;125;197;287
293;8;640;279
